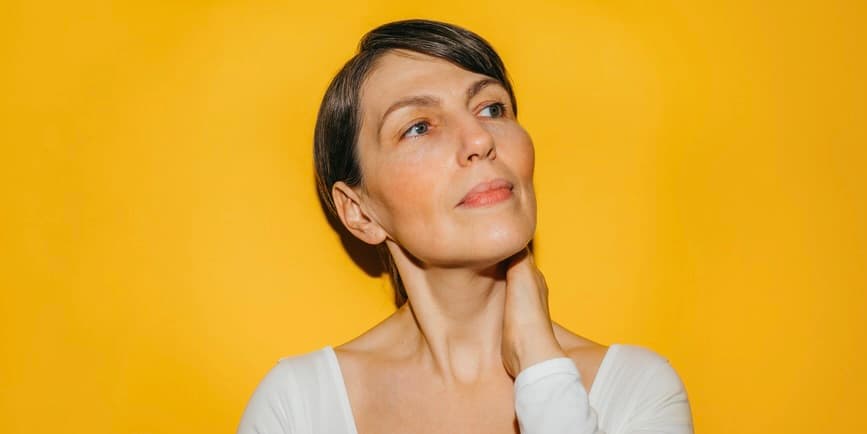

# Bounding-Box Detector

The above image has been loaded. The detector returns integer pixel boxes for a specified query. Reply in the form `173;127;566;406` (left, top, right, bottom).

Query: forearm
514;357;603;434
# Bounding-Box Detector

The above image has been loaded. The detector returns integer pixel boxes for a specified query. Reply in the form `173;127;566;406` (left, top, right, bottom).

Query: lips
457;178;514;207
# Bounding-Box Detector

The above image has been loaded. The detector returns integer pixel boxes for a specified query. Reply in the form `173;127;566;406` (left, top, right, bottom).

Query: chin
395;210;536;269
484;228;534;262
448;221;535;269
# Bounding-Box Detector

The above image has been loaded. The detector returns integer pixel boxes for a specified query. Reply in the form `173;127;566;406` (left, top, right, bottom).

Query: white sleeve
513;355;693;434
514;357;604;434
620;359;693;434
237;362;296;434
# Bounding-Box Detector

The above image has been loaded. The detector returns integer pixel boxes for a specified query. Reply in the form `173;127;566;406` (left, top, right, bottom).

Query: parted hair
313;19;518;307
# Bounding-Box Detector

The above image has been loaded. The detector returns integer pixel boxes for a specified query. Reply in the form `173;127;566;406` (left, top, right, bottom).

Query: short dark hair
313;19;518;307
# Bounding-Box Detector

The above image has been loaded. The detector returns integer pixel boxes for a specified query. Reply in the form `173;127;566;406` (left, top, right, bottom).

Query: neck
390;244;511;385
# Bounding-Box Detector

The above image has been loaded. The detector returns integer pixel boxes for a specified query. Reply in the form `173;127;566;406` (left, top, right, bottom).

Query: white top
237;344;693;434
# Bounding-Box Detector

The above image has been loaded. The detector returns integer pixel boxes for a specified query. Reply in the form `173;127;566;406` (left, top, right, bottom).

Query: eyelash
479;102;508;118
402;120;431;140
400;102;509;140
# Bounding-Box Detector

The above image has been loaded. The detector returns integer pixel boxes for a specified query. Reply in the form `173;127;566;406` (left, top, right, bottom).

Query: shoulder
598;344;688;411
237;348;337;434
252;348;335;395
607;344;670;368
552;322;607;356
601;344;686;389
593;344;693;430
594;344;689;396
551;323;609;391
551;323;691;413
552;321;680;386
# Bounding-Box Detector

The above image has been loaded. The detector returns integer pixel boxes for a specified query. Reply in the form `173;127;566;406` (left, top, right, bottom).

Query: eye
479;102;506;118
402;121;430;139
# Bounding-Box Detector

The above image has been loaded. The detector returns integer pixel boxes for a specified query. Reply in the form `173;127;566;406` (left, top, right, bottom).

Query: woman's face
351;49;536;268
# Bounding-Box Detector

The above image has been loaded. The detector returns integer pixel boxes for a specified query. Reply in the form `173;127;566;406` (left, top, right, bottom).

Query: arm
502;249;692;434
513;353;693;434
514;357;604;434
502;249;602;433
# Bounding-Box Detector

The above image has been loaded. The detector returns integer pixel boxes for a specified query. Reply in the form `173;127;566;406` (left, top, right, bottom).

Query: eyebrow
377;78;503;137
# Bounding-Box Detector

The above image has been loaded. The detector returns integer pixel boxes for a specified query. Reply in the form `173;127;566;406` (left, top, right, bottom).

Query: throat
400;288;509;385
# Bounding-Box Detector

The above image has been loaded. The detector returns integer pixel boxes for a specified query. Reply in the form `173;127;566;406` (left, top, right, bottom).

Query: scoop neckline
323;346;361;434
322;343;622;434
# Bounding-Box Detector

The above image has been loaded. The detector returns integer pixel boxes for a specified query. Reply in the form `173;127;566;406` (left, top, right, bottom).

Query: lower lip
459;187;513;208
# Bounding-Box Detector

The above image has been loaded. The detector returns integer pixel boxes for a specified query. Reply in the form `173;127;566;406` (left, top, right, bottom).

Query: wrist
514;340;567;374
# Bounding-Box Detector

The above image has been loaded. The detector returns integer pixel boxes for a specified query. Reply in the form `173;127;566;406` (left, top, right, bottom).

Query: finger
510;245;530;264
505;247;533;279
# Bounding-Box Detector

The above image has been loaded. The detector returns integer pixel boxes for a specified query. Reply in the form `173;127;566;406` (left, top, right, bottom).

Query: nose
457;117;497;166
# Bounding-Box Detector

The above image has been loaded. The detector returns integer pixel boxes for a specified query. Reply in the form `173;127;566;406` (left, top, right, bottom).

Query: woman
238;19;693;434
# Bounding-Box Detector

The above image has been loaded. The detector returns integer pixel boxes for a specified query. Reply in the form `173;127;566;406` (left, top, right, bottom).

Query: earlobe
332;182;388;245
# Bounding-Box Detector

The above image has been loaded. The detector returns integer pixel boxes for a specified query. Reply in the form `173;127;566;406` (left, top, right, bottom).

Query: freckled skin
355;50;536;268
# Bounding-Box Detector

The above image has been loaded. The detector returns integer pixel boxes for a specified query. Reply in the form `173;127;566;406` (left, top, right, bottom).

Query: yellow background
2;1;865;433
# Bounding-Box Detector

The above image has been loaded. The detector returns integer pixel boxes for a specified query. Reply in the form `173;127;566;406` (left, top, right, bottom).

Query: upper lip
457;178;514;206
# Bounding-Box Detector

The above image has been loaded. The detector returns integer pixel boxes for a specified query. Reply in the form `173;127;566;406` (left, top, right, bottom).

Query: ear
331;181;388;245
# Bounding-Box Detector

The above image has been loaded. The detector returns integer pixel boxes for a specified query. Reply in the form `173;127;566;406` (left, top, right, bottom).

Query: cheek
367;151;445;232
516;131;535;178
499;124;537;225
495;123;535;180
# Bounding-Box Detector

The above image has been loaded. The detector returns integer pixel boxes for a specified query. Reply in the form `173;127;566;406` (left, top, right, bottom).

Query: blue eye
403;121;430;138
479;102;506;118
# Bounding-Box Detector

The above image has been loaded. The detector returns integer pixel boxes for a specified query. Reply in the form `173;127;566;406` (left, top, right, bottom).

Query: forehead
360;50;493;114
